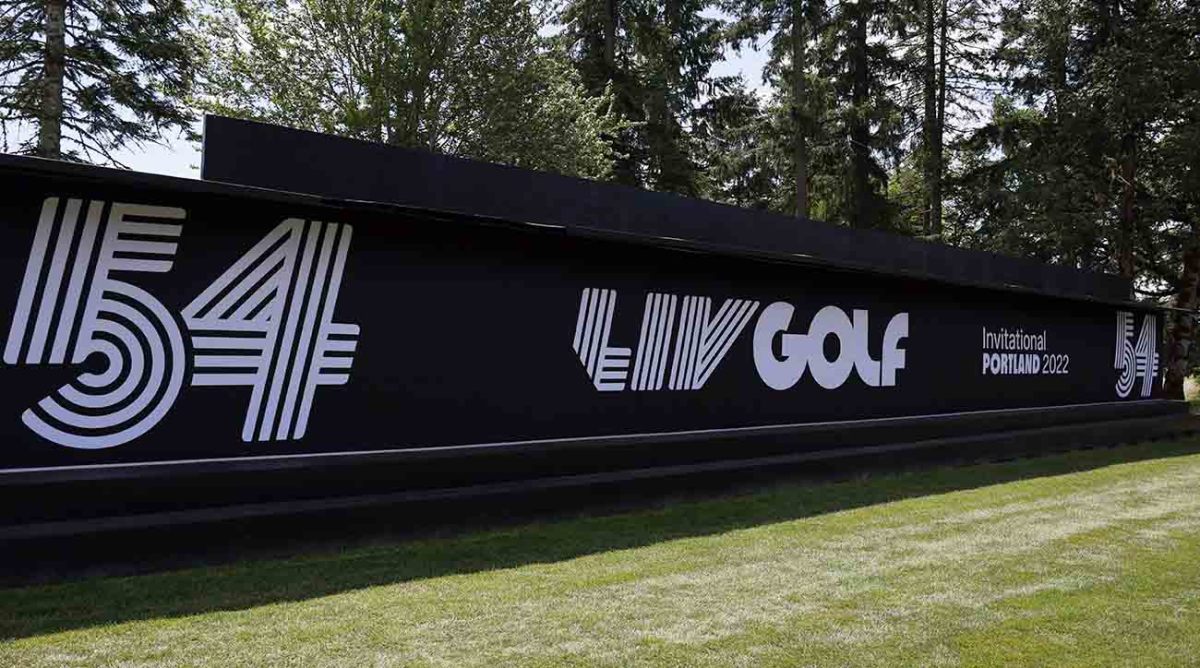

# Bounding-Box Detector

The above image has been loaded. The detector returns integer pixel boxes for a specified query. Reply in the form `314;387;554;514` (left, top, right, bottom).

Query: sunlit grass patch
3;438;1200;666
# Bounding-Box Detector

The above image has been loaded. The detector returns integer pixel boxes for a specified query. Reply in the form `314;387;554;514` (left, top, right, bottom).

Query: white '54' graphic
2;197;358;449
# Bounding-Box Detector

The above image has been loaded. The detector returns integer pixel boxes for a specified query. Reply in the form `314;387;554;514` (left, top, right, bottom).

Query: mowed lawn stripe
2;439;1200;666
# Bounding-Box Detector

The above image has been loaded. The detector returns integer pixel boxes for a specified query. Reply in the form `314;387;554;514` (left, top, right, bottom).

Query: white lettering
575;288;909;393
752;302;908;390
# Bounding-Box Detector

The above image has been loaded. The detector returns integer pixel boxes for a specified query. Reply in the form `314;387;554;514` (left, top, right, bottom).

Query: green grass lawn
4;438;1200;667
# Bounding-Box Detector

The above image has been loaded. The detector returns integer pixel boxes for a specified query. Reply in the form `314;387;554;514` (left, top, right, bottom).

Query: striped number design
3;199;358;449
3;199;186;449
183;219;358;442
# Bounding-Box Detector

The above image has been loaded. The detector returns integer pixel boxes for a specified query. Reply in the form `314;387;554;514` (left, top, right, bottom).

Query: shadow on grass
2;436;1199;641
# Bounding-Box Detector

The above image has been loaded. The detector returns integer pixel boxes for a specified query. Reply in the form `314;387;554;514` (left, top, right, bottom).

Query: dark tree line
1;0;1199;392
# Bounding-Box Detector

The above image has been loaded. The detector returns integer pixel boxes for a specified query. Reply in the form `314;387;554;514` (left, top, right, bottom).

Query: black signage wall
201;115;1133;303
0;158;1167;478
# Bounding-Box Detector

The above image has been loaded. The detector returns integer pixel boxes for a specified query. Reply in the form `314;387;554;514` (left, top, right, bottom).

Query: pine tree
1134;0;1200;396
957;0;1185;273
724;0;824;217
0;0;197;163
920;0;940;237
875;0;990;239
559;0;726;194
693;83;782;209
812;0;909;229
640;0;725;195
559;0;645;185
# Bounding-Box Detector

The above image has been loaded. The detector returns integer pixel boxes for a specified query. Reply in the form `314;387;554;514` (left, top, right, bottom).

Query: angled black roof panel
199;116;1131;303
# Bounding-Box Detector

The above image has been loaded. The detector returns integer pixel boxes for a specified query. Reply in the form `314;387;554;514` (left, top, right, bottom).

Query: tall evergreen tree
693;83;782;209
921;0;939;236
559;0;726;194
0;0;198;164
1134;0;1200;396
813;0;909;229
904;0;990;238
559;0;645;184
956;0;1185;273
639;0;726;195
724;0;824;217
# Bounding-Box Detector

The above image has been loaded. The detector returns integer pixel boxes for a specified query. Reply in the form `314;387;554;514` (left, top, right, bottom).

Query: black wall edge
201;115;1132;303
1;402;1192;539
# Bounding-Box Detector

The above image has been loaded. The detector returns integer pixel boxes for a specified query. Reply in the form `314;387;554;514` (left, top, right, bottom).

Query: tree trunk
380;0;397;146
604;0;617;73
849;3;871;228
791;0;809;218
1164;224;1200;399
603;0;639;187
653;0;684;193
38;0;66;159
922;0;936;236
933;0;947;238
1117;131;1137;279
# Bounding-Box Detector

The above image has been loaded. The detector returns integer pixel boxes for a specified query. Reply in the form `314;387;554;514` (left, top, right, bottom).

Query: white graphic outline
4;199;359;449
183;219;359;441
3;198;186;449
572;287;759;392
1114;310;1157;398
572;288;630;391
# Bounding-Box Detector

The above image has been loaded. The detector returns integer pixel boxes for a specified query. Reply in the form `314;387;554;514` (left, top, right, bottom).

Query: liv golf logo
2;197;358;449
572;288;909;392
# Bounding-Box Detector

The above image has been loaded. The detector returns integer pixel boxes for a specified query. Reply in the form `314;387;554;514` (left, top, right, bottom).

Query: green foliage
557;0;727;193
953;0;1198;281
951;96;1112;267
945;0;1200;383
809;0;908;229
198;0;619;179
692;84;782;210
3;0;1199;381
0;0;198;164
